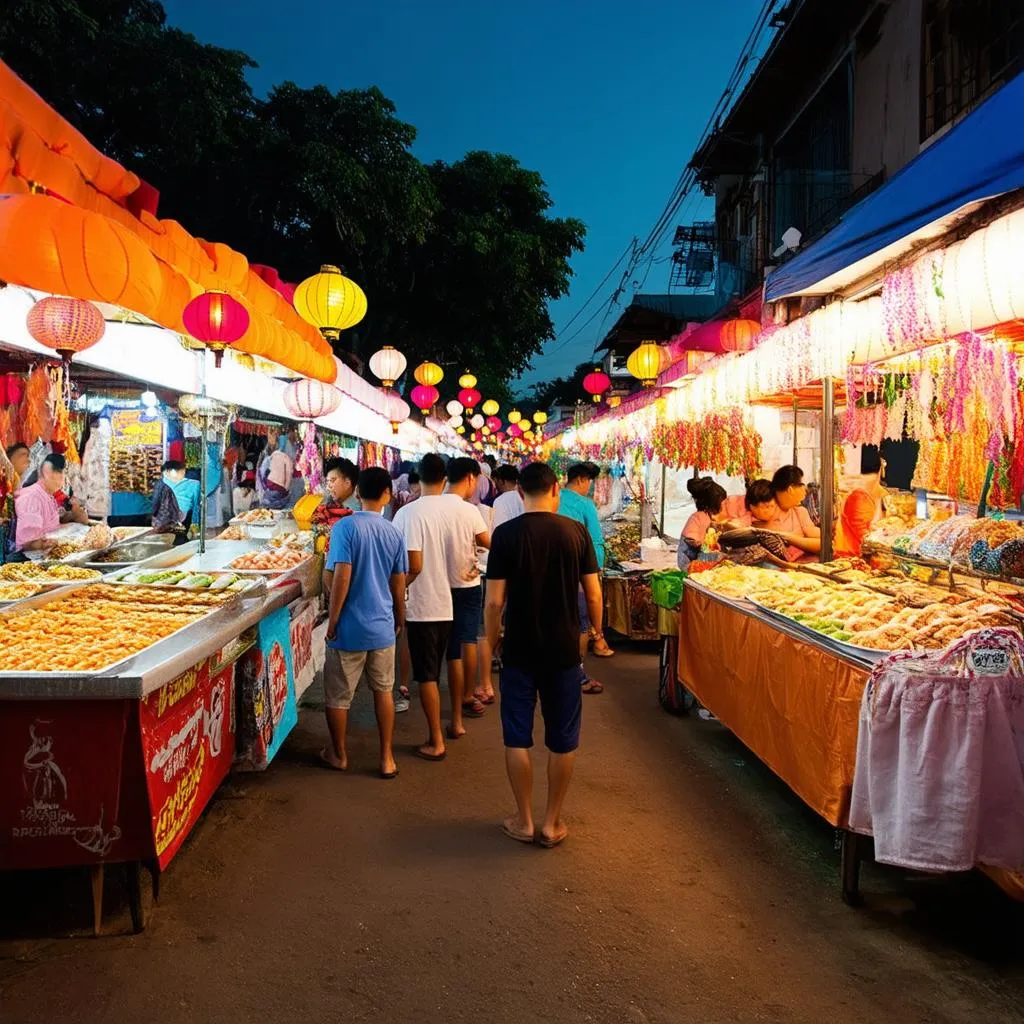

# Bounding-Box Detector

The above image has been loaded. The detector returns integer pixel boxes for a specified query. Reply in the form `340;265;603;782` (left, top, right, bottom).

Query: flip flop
462;699;486;718
380;767;399;780
592;645;615;658
318;747;347;772
502;818;535;844
474;692;496;705
582;680;604;695
537;826;569;848
415;747;447;762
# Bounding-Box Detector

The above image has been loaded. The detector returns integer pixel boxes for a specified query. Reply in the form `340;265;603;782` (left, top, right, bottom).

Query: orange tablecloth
677;585;868;827
678;584;1024;900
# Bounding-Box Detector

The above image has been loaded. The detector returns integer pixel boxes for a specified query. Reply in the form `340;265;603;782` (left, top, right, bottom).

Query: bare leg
418;682;445;757
373;691;397;776
462;642;479;704
504;747;534;836
324;707;349;769
540;751;576;844
476;634;494;701
399;632;411;689
448;659;465;737
578;634;588;662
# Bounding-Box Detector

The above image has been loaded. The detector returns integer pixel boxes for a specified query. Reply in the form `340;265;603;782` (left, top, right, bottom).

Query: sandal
502;817;535;844
537;824;569;848
592;639;615;658
474;690;496;705
462;698;486;718
582;679;604;695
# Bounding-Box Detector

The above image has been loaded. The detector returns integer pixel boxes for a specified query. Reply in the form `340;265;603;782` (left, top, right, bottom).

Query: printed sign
235;606;297;771
969;647;1012;677
290;600;317;703
110;408;164;448
139;657;236;869
0;701;132;870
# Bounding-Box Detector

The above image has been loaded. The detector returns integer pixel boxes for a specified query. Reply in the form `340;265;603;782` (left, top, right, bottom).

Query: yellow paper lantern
533;410;548;425
482;426;491;436
458;372;477;389
293;264;367;340
481;399;499;417
507;409;522;424
627;341;667;387
413;360;444;387
519;416;532;431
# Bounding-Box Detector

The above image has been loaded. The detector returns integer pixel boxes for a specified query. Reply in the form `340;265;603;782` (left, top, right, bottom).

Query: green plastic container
650;569;685;610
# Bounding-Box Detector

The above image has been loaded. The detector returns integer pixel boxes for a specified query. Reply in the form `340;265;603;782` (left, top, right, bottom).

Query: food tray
228;554;314;578
104;569;264;595
230;510;284;526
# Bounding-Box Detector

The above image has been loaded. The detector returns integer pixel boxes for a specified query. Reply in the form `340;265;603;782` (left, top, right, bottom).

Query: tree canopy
0;1;585;398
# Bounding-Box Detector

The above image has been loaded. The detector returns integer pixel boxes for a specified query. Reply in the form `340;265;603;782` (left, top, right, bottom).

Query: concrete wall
852;0;923;181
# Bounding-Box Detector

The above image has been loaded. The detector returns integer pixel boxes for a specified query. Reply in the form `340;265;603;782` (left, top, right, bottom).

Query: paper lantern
608;395;622;409
533;411;548;425
482;399;500;416
519;416;532;431
458;387;481;414
486;415;501;432
456;425;466;434
413;360;444;387
495;431;506;443
283;378;342;420
182;290;250;368
719;319;760;352
627;342;668;387
470;413;485;429
507;409;522;424
458;372;477;389
583;367;611;402
482;426;491;436
447;414;463;428
446;399;464;417
508;423;523;438
26;296;105;361
523;430;535;442
387;393;410;435
411;384;439;414
369;345;407;388
293;264;367;340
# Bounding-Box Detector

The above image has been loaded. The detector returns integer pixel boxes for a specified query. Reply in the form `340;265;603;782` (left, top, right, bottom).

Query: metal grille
921;0;1024;141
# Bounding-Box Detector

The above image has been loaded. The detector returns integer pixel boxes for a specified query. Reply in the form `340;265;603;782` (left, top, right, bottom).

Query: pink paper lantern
183;290;250;366
457;387;482;413
283;378;342;420
486;415;501;432
411;384;439;414
508;423;523;438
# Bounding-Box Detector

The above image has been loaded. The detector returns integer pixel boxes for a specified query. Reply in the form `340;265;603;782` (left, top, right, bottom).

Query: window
921;0;1024;141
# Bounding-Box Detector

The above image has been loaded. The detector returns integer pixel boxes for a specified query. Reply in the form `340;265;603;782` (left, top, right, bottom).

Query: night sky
163;0;764;386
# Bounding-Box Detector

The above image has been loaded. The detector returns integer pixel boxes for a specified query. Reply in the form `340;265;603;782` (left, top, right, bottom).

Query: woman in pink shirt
769;465;821;561
677;477;730;570
13;453;88;553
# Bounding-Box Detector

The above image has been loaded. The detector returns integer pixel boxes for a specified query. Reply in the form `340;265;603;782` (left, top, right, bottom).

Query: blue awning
765;70;1024;301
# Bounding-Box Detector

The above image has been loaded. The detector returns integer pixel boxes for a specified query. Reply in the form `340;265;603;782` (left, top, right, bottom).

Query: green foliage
0;0;585;392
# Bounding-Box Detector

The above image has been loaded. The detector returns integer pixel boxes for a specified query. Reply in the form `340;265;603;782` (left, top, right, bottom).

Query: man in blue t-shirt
323;467;408;779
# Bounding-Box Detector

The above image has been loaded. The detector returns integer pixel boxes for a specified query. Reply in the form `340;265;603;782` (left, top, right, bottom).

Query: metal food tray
103;570;265;596
226;554;314;578
58;527;164;566
0;583;254;679
229;510;284;526
746;597;893;661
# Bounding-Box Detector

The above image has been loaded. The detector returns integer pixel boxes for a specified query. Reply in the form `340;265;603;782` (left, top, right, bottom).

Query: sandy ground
2;645;1024;1024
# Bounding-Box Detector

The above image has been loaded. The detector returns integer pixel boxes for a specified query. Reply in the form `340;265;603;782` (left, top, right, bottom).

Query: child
677;477;729;570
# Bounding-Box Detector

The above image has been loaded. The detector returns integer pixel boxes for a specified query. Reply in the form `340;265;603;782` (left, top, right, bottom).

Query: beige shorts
324;645;396;710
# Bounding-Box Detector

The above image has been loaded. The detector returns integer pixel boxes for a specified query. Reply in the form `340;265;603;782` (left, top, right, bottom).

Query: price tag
969;647;1011;676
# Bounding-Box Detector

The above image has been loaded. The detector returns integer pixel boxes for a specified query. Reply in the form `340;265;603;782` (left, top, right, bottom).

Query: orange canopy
0;60;336;382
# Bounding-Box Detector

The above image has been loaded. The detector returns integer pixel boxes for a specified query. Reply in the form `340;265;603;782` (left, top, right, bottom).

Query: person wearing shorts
485;461;603;849
393;454;459;761
442;458;490;739
323;468;407;779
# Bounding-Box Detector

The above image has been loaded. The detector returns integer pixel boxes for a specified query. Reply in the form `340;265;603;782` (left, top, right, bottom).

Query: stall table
604;572;659;641
676;580;1024;903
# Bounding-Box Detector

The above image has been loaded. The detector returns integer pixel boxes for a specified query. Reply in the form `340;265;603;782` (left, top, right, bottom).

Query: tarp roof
765;70;1024;302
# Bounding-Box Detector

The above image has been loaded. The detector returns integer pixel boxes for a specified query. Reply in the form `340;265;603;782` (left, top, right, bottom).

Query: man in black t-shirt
485;462;603;848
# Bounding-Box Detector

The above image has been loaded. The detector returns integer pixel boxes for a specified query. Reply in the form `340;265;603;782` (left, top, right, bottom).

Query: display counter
604;573;659;641
676;579;1024;903
0;538;322;934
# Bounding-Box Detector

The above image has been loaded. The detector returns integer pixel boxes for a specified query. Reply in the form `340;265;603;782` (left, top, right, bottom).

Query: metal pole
821;377;835;562
199;413;208;555
792;396;799;466
659;462;667;536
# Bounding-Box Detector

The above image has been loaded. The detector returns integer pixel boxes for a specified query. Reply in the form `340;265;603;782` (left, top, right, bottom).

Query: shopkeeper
677;477;729;570
14;453;89;553
258;429;295;510
769;465;821;560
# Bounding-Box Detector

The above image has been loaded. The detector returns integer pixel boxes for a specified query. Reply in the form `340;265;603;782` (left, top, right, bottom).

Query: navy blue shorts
499;663;585;754
447;585;482;660
577;586;590;635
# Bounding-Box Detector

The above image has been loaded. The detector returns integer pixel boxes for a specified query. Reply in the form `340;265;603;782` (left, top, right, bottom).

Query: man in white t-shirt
393;454;456;761
443;458;491;738
492;465;524;528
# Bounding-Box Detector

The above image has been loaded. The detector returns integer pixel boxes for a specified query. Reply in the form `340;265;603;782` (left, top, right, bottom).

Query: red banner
139;657;236;869
0;700;135;870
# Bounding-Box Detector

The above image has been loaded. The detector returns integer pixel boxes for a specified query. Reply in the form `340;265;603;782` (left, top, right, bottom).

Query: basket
650;569;685;610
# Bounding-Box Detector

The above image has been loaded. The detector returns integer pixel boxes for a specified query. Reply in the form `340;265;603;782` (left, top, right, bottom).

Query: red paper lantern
486;415;501;432
495;431;506;443
583;367;611;403
411;384;439;414
183;290;250;367
508;423;523;438
718;318;760;352
457;387;481;414
26;296;105;361
283;378;342;420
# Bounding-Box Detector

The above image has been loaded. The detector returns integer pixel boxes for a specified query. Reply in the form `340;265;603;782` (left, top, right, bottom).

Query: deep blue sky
163;0;764;388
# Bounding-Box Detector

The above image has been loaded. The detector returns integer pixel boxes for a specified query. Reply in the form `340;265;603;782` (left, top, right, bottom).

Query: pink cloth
14;481;60;549
682;510;712;547
850;629;1024;872
768;505;817;562
724;494;747;519
268;450;294;490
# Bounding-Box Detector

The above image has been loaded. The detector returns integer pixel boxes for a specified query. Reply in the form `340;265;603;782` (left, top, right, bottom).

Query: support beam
821;377;835;562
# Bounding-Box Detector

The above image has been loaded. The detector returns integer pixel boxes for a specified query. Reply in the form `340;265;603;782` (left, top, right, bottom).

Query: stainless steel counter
0;554;323;702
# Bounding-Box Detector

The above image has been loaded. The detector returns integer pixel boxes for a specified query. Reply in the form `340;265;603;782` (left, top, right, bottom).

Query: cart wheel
125;861;146;934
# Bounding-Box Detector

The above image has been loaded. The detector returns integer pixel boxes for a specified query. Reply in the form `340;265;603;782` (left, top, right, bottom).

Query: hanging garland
651;407;762;477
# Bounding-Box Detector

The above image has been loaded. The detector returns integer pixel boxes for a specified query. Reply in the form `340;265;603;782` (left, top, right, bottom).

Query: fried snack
0;563;100;582
47;541;83;559
218;524;247;541
229;547;306;571
0;583;42;601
